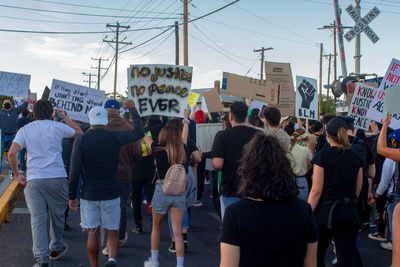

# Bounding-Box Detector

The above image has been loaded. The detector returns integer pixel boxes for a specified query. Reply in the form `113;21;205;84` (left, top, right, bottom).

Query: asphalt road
0;184;393;267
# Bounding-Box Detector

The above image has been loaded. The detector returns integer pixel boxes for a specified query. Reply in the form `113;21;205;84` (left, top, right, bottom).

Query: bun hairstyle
326;118;351;149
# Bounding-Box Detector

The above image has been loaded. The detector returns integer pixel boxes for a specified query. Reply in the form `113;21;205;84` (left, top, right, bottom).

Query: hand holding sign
298;79;316;109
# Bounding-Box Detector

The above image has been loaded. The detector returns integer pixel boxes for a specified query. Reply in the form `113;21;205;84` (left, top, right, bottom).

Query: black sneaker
49;243;68;260
104;260;117;267
132;225;143;234
168;241;176;253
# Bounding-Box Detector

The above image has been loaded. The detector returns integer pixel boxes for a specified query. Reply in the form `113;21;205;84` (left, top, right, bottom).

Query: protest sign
265;61;295;117
201;95;208;114
347;82;378;108
0;71;30;98
49;79;105;123
127;64;193;117
203;89;223;113
367;58;400;128
188;92;200;108
14;93;37;111
295;76;318;120
42;86;50;100
249;99;267;112
384;84;400;115
221;72;278;104
348;83;378;130
196;123;223;153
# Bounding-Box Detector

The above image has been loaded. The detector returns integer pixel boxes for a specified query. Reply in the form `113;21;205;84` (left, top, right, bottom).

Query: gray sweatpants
24;178;68;264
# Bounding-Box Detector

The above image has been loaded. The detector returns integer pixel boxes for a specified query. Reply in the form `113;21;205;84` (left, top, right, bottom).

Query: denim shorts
80;197;121;230
152;184;186;215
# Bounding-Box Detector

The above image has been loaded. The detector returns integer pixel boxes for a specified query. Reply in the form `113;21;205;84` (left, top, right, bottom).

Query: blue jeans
0;133;15;173
168;208;189;238
387;192;400;242
220;196;240;221
296;177;309;202
18;148;27;171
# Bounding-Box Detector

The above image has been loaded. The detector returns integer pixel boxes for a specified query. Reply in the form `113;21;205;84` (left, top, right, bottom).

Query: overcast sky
0;0;398;98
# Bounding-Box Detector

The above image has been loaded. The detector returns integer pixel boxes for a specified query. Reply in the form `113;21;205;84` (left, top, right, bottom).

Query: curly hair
237;133;298;200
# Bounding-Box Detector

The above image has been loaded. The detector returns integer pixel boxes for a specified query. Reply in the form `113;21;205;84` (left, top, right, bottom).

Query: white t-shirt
14;120;75;180
289;144;312;177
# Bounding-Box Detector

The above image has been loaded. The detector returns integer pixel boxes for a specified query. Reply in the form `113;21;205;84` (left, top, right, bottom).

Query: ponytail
335;127;351;149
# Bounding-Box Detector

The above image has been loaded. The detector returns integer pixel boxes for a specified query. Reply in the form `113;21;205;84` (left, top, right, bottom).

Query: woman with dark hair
221;112;231;129
308;118;363;267
220;133;318;267
143;109;190;267
248;108;264;128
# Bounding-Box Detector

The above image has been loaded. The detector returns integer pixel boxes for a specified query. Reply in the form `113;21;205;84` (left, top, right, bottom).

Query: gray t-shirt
265;128;291;153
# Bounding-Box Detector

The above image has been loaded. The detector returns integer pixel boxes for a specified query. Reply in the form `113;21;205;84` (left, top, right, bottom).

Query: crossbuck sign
344;5;381;44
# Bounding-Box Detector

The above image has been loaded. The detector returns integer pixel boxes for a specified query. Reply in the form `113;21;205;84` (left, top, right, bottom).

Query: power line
0;14;171;25
0;3;181;19
192;23;255;60
29;0;181;14
189;32;258;76
302;0;400;15
129;29;175;60
222;0;317;45
120;26;174;53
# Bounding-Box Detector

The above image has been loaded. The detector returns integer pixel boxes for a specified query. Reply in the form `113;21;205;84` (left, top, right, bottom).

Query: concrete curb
0;180;22;225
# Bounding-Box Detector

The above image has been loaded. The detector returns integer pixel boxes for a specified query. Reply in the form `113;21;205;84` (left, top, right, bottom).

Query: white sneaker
102;247;108;256
380;241;393;251
144;258;159;267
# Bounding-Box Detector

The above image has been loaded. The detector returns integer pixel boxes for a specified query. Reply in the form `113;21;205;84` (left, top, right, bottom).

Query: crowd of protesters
1;94;400;267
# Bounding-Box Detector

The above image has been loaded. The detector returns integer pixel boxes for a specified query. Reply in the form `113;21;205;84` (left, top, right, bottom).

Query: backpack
185;166;197;207
162;164;188;196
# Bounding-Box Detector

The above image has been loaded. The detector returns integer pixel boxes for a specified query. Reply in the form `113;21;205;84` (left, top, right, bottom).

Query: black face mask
4;103;11;109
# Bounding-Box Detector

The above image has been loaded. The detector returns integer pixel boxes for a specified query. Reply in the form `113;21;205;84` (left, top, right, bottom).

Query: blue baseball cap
104;99;121;109
388;129;400;141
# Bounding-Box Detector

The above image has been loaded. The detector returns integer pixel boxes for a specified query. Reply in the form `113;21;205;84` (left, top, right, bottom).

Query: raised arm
114;100;145;145
378;113;400;161
15;100;29;115
182;107;190;145
56;109;83;137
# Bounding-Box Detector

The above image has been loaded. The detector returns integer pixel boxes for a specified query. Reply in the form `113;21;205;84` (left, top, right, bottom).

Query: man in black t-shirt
211;101;259;219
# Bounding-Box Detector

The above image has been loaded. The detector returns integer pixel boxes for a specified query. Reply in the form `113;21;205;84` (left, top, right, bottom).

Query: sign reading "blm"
344;5;381;44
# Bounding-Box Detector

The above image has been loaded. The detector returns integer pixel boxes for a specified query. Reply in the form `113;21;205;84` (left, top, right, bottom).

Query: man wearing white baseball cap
68;100;144;267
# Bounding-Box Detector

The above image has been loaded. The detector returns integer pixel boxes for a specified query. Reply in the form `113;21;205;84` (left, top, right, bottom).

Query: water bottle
9;168;13;180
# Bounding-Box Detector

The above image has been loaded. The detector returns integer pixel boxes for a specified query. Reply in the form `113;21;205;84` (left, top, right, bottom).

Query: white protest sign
348;83;377;130
384;84;400;115
49;79;105;123
127;64;193;117
201;95;208;114
367;58;400;128
295;76;318;120
0;71;30;97
249;99;267;112
14;93;37;111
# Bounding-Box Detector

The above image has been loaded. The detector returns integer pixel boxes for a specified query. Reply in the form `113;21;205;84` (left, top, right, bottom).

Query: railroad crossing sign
344;5;381;44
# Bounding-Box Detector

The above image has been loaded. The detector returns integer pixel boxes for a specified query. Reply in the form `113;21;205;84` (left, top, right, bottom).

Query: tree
321;95;335;114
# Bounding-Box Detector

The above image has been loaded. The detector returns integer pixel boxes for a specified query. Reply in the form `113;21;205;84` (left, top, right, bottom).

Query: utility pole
333;20;338;110
103;22;132;99
323;54;333;112
253;47;273;81
91;57;109;90
183;0;189;66
82;72;97;88
319;43;323;115
175;21;179;65
354;0;361;75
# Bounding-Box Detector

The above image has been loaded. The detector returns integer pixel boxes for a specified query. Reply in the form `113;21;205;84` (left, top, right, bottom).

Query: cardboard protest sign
348;83;378;130
367;58;400;128
203;89;223;113
295;76;318;120
49;79;105;123
188;92;200;108
127;64;193;117
347;82;378;108
0;71;30;98
265;61;295;117
384;84;400;115
221;72;278;104
42;86;50;100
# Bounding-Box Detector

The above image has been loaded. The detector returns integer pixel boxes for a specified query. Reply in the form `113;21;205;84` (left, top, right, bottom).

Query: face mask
4;103;11;109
